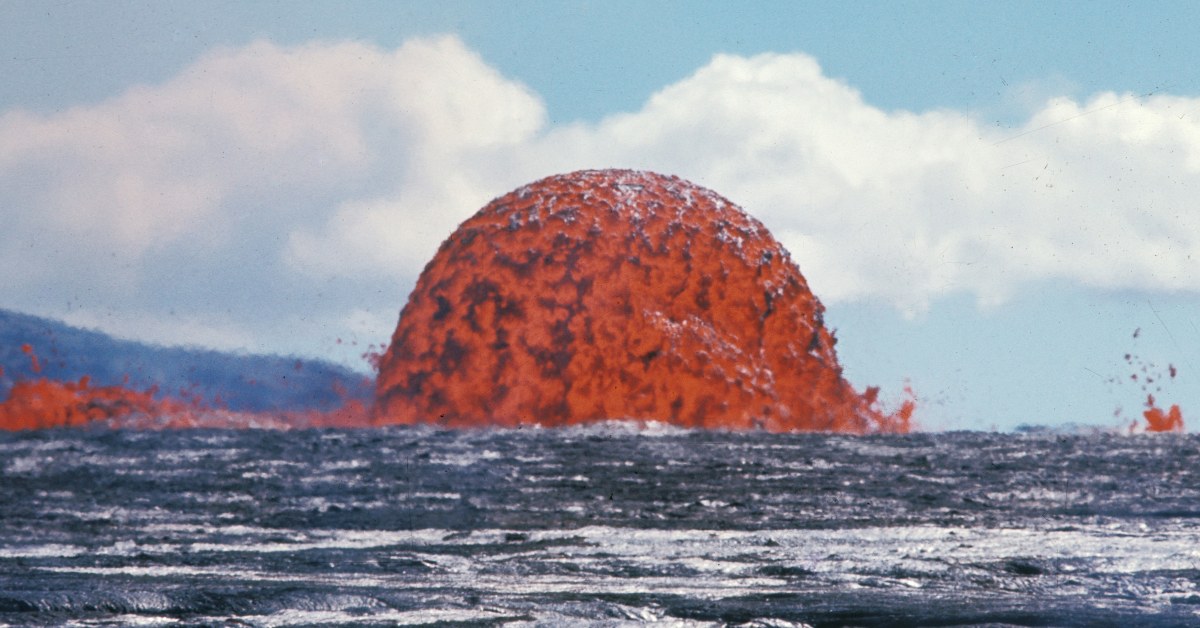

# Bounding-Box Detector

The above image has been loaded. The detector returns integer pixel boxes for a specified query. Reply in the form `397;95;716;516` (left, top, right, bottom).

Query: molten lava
1143;395;1184;433
0;345;369;431
1120;348;1185;433
2;170;911;433
374;169;912;433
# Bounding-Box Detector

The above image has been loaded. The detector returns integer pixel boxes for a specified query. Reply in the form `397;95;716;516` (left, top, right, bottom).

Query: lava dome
374;169;909;432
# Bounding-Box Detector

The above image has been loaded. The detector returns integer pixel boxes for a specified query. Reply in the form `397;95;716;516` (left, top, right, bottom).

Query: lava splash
374;169;911;433
1143;395;1184;433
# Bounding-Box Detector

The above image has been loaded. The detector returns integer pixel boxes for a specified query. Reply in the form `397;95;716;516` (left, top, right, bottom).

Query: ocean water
1;424;1199;627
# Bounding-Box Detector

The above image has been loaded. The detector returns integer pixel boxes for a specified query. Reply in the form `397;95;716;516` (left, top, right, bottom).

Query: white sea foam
0;543;87;558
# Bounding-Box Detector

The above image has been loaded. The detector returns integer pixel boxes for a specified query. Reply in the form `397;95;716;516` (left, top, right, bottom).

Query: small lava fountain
374;169;912;433
1143;395;1184;433
1120;339;1185;433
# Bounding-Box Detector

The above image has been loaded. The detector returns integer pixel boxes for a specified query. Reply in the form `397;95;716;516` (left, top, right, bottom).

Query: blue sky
2;1;1197;430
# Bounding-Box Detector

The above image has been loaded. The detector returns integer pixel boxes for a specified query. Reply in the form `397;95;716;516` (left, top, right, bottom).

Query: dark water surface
2;425;1199;626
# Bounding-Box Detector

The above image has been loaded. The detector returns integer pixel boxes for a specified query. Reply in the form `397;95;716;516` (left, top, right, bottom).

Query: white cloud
526;53;1200;312
0;35;546;352
2;38;1198;356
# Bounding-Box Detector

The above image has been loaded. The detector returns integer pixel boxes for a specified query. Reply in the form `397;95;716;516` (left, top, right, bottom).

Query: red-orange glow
375;169;913;433
0;375;163;430
0;345;371;431
1120;351;1185;434
1143;394;1184;433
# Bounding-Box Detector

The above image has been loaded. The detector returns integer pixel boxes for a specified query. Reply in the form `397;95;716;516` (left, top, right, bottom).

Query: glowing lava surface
0;344;368;430
375;169;912;433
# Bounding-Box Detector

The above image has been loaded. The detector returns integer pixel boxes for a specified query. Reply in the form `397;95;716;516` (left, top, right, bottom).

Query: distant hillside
0;309;373;412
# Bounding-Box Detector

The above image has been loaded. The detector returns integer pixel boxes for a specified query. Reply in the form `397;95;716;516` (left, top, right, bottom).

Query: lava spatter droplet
374;169;912;432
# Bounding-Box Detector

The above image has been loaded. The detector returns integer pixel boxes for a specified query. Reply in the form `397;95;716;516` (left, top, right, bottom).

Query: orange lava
1120;349;1185;433
375;169;913;432
0;345;370;431
0;376;169;430
1143;394;1184;433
